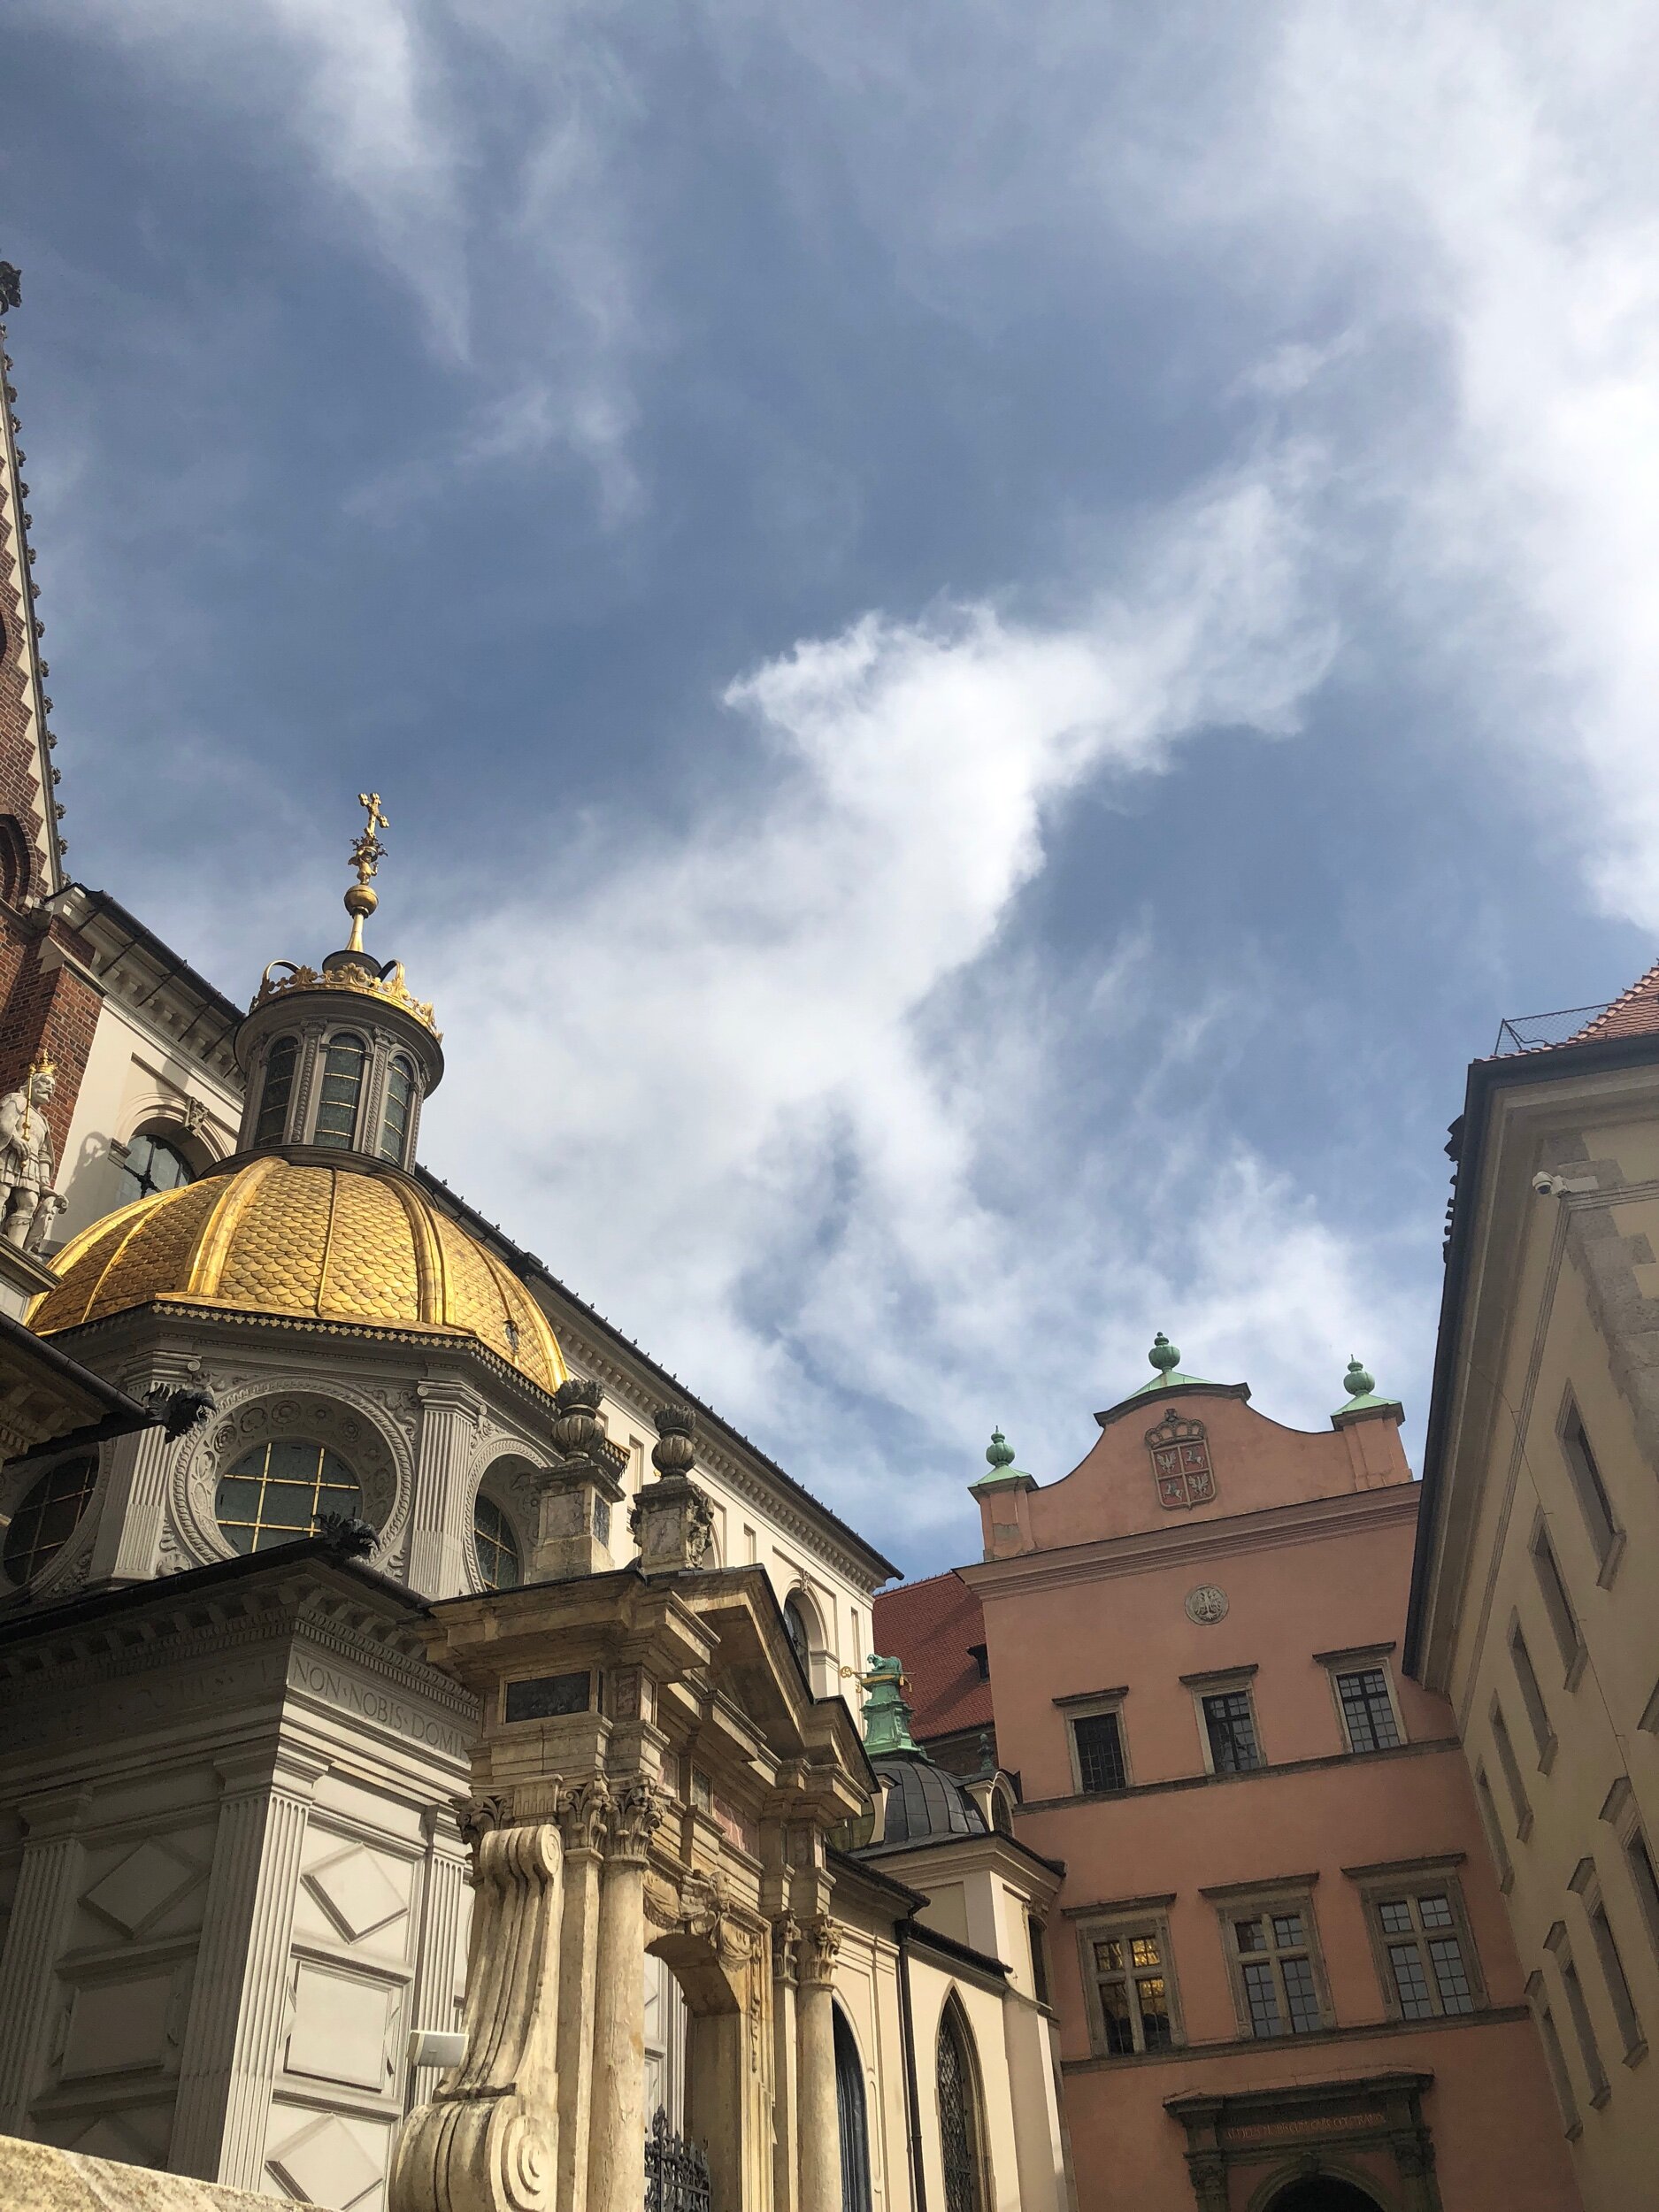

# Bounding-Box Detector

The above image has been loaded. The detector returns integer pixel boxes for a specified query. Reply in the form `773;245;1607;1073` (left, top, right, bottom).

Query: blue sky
7;2;1657;1577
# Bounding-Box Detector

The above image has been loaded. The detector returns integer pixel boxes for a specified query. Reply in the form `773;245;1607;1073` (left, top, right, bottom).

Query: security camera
1532;1171;1557;1196
1533;1171;1598;1199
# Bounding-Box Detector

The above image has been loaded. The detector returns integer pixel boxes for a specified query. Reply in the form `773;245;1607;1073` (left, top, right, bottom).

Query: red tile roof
1568;960;1659;1044
872;1570;994;1743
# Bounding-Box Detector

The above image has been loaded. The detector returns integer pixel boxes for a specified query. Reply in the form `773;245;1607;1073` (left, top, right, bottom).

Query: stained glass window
254;1034;298;1146
313;1033;366;1148
2;1455;98;1585
380;1055;415;1163
216;1439;361;1553
936;2004;986;2212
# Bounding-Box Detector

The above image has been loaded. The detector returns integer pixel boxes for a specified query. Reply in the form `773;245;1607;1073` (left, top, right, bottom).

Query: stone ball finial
1149;1332;1180;1377
552;1375;605;1458
986;1428;1016;1471
651;1404;696;1478
1343;1356;1375;1400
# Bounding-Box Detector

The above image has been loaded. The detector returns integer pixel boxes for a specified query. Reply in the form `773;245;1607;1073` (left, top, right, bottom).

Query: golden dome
30;1156;566;1393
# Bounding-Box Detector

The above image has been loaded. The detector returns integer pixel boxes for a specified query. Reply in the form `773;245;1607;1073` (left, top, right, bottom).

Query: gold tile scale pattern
31;1156;566;1389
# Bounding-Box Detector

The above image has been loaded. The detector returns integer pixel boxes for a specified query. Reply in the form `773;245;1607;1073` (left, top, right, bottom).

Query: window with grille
1227;1905;1325;2037
380;1054;415;1162
115;1131;194;1207
215;1439;361;1553
254;1034;298;1146
1202;1689;1263;1772
1336;1667;1401;1752
2;1454;98;1586
935;2002;987;2212
1091;1925;1175;2055
313;1032;367;1148
473;1495;521;1591
1372;1892;1477;2019
1072;1711;1127;1793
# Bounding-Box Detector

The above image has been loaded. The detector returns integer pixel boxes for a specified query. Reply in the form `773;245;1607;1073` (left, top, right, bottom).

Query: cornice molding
964;1485;1420;1598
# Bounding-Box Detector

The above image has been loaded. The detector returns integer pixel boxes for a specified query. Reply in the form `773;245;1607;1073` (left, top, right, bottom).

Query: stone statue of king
0;1056;64;1251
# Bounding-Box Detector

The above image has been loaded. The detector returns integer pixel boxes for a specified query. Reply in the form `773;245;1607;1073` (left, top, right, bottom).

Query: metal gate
645;2106;711;2212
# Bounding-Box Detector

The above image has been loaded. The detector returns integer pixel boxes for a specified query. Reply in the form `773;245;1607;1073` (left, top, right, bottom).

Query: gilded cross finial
344;792;388;954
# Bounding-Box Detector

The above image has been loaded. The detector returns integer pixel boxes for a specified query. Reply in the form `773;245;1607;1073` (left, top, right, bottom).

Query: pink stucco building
879;1341;1584;2212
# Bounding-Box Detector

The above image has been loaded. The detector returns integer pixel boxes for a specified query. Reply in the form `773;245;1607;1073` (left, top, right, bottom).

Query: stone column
407;1802;472;2109
770;1914;802;2212
586;1778;664;2212
171;1746;327;2187
0;1785;91;2131
795;1916;842;2212
556;1780;610;2212
409;1380;480;1598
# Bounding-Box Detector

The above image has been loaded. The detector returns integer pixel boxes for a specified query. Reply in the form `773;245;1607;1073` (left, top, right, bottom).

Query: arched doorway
834;2007;872;2212
1264;2177;1386;2212
936;1997;989;2212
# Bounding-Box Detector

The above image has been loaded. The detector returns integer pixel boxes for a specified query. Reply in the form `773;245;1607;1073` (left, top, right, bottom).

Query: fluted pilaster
0;1786;90;2130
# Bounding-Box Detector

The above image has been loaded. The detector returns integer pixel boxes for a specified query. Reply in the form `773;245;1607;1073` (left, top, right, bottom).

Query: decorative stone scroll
389;1816;565;2212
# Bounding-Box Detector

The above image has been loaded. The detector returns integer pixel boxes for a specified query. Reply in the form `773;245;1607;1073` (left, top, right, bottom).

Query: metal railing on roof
1491;1003;1613;1056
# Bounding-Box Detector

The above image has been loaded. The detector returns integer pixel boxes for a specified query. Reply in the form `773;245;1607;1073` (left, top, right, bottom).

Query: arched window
215;1439;361;1553
834;2008;872;2212
991;1786;1014;1837
473;1494;521;1591
936;2001;987;2212
313;1032;367;1148
116;1131;195;1207
784;1594;812;1677
3;1454;98;1586
254;1034;298;1147
380;1054;415;1163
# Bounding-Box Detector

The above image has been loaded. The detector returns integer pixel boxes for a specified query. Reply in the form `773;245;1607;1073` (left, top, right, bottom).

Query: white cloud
403;453;1390;1555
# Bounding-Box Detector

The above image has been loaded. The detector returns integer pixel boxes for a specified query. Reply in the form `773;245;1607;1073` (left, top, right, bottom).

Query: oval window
215;1439;361;1554
2;1454;99;1586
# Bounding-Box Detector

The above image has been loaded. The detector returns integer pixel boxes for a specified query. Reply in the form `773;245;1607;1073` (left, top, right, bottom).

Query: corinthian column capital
605;1776;667;1865
796;1913;841;1986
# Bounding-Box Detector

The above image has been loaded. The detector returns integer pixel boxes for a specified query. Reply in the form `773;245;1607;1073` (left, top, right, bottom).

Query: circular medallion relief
1185;1584;1229;1625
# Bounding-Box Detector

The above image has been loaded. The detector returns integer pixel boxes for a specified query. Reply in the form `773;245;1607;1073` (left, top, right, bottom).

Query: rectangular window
1374;1893;1476;2019
1092;1926;1174;2055
1228;1907;1325;2037
1531;1522;1584;1680
1560;1401;1621;1571
1202;1689;1263;1774
1590;1903;1644;2057
1558;1952;1609;2103
1509;1620;1555;1767
1336;1667;1402;1753
1474;1763;1514;1890
1490;1700;1533;1839
1625;1827;1659;1963
1528;1973;1581;2139
1073;1711;1127;1795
